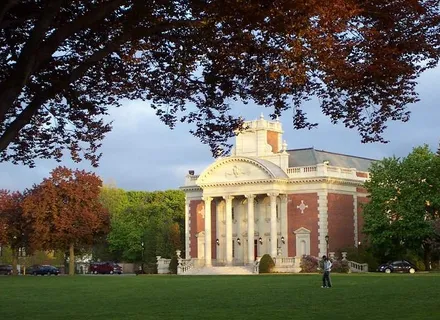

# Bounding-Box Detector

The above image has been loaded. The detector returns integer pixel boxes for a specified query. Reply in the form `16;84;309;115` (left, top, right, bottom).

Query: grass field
1;273;439;320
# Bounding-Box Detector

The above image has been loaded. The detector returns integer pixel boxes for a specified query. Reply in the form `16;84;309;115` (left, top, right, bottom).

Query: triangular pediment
197;157;282;185
293;227;311;234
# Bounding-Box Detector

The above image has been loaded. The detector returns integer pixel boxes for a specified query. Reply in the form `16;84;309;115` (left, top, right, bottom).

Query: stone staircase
182;266;255;275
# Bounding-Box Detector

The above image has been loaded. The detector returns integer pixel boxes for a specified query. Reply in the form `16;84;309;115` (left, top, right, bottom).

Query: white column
317;189;329;257
185;197;190;259
245;194;255;264
280;194;288;257
203;196;212;267
224;195;234;266
268;193;278;258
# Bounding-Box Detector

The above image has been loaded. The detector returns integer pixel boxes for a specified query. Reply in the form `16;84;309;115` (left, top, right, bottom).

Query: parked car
27;265;60;276
0;264;12;275
377;260;417;274
89;262;123;274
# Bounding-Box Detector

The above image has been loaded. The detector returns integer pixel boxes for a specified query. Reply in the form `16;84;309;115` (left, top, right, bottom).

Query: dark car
27;265;60;276
89;262;123;274
377;260;417;274
0;264;12;275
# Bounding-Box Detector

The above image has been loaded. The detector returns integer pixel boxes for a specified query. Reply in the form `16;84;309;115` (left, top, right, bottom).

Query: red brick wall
287;193;319;257
211;201;217;259
357;196;370;244
356;172;369;178
267;131;279;153
356;186;368;194
189;200;204;258
327;193;354;252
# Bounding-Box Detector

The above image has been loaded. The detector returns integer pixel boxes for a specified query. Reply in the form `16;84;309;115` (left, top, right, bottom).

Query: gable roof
287;148;376;172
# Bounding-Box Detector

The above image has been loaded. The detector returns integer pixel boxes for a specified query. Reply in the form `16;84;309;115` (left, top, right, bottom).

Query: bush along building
179;115;373;274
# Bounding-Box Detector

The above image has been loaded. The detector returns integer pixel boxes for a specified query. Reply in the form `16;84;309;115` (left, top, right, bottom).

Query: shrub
331;259;350;273
144;262;158;274
415;260;426;271
403;251;426;271
300;255;319;273
169;256;178;274
258;254;275;273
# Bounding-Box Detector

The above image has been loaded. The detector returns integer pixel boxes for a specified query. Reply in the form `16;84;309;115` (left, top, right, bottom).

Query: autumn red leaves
0;1;439;165
0;166;109;275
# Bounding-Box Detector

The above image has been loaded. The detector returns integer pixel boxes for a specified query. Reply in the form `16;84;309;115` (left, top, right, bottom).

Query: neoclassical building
181;115;373;269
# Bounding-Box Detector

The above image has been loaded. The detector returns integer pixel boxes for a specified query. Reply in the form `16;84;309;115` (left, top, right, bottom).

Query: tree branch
0;0;64;119
0;0;125;121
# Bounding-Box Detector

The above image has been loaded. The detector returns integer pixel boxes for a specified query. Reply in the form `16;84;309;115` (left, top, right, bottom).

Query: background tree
1;1;439;167
0;189;33;275
363;145;440;269
22;166;110;275
92;184;129;261
105;190;185;264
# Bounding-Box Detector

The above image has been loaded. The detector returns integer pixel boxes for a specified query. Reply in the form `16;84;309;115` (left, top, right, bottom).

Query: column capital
244;194;255;200
222;195;235;201
267;192;279;199
280;194;288;203
202;196;213;202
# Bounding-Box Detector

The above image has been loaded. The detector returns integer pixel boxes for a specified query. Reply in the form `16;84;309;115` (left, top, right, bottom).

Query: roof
287;148;376;172
247;157;289;179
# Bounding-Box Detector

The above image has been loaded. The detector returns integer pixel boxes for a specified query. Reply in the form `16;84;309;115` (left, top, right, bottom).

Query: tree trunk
69;242;75;276
11;247;18;276
424;244;431;271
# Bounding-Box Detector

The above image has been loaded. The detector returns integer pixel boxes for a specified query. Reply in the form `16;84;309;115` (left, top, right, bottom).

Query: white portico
197;156;290;266
181;115;373;272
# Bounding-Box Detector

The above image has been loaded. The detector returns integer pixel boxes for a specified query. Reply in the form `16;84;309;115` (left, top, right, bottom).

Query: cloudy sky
1;66;439;192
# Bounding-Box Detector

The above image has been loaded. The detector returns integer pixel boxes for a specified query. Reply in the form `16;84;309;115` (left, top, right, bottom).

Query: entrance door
254;239;258;261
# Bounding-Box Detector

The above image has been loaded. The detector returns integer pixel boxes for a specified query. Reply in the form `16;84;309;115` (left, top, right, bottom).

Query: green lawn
1;273;439;320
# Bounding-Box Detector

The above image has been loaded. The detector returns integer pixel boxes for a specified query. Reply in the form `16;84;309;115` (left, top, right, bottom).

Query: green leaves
363;144;440;259
102;189;185;262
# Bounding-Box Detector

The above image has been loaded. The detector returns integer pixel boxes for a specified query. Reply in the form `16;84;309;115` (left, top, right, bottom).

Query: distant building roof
287;148;376;172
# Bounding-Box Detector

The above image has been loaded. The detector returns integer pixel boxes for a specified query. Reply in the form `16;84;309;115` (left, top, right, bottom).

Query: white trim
317;189;328;257
294;227;311;256
185;197;190;259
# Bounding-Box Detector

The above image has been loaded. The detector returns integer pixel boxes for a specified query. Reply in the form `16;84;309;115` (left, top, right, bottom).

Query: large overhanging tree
363;145;440;270
1;1;439;167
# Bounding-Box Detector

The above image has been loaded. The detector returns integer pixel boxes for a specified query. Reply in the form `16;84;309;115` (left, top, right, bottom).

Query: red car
89;262;123;274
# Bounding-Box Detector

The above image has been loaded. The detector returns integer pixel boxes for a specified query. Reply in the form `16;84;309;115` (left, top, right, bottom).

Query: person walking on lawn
322;255;332;288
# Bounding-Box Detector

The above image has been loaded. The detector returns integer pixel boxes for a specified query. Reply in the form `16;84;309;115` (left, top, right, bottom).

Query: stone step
183;266;254;275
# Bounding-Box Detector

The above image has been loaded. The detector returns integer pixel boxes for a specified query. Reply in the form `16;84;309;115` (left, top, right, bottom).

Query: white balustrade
286;165;369;181
184;174;200;186
177;258;194;274
348;260;368;273
156;257;172;274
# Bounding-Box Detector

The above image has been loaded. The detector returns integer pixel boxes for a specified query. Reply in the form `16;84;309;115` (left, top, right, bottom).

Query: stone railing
347;260;369;273
184;174;200;186
286;164;369;180
156;256;171;274
273;257;296;266
253;258;261;274
177;258;194;275
273;256;302;273
183;164;369;186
